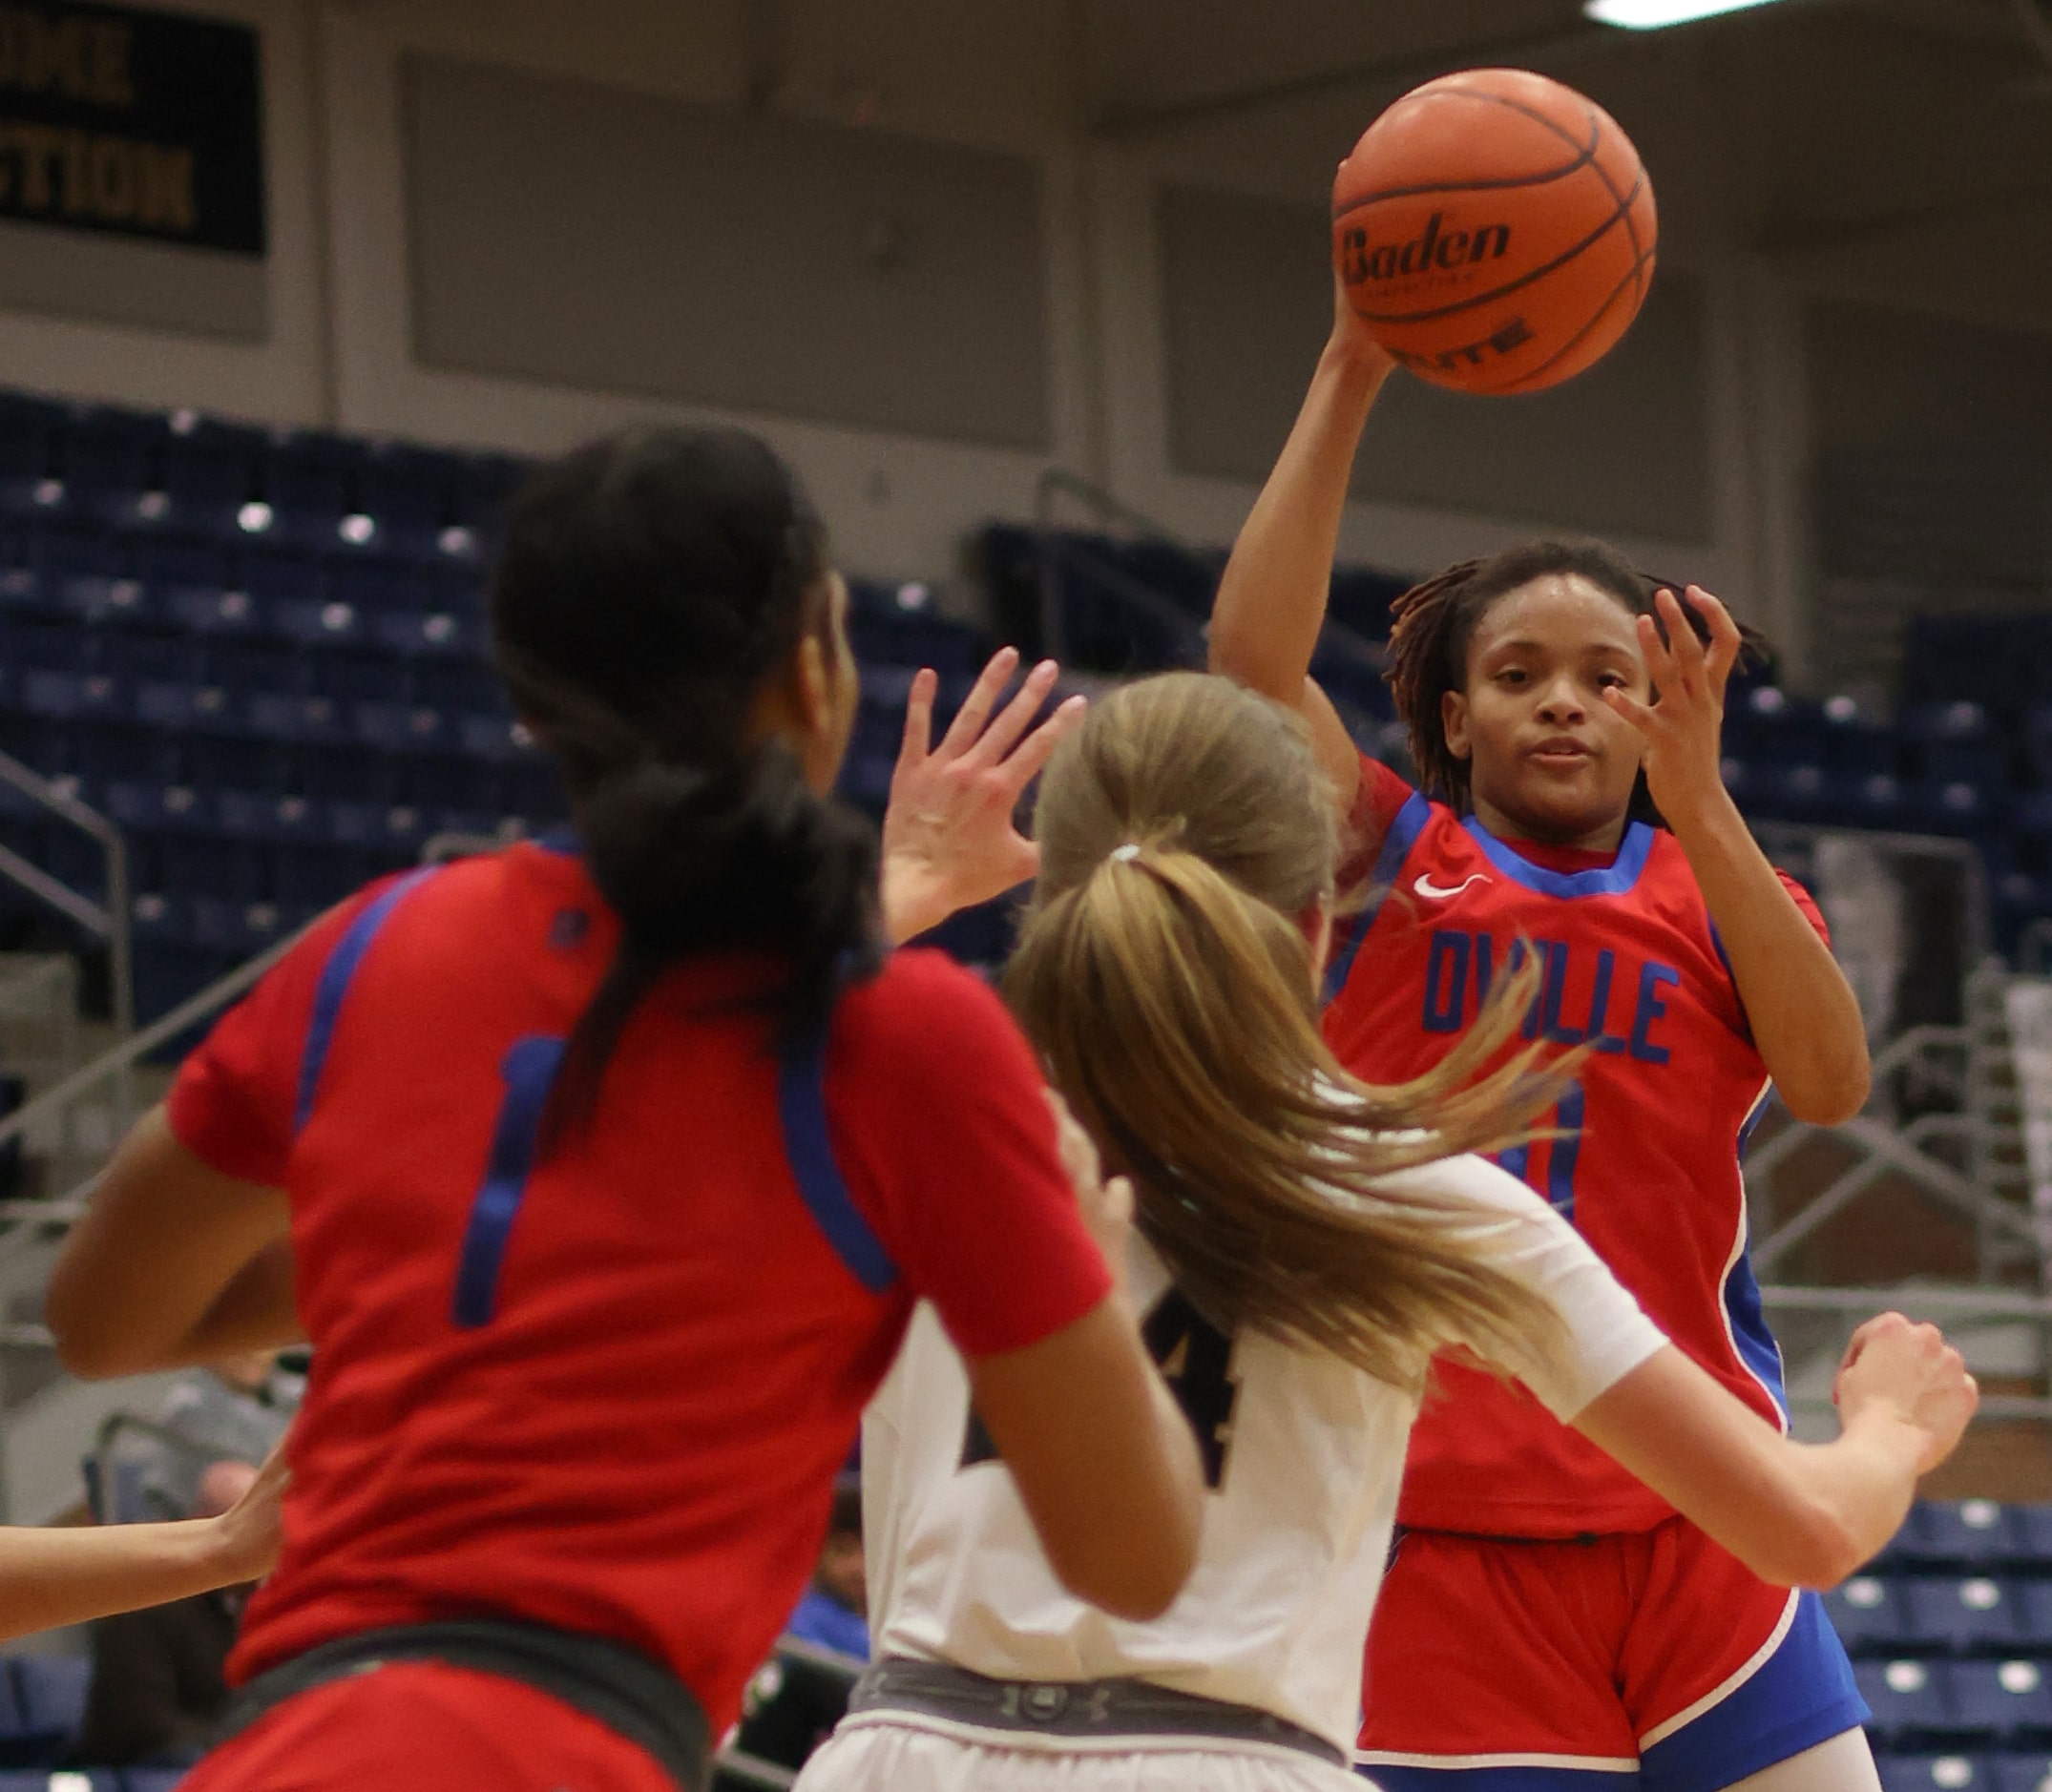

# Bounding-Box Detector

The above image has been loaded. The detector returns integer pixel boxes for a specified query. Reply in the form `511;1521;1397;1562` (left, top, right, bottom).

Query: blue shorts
1356;1521;1870;1792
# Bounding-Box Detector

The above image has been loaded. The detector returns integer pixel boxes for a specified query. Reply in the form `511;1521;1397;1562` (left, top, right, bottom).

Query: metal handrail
0;917;313;1159
0;747;132;1033
1028;465;1390;677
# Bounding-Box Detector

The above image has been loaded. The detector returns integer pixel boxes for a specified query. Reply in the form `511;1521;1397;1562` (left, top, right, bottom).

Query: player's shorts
1356;1518;1869;1792
176;1661;677;1792
799;1717;1360;1792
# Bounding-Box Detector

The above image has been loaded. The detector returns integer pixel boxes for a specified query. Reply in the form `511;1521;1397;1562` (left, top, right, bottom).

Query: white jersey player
797;673;1977;1792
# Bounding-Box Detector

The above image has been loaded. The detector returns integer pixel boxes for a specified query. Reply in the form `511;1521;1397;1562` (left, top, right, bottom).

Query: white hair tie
1110;843;1141;863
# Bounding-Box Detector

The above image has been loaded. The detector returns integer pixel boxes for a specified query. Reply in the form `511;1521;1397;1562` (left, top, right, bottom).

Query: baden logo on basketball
1339;211;1513;293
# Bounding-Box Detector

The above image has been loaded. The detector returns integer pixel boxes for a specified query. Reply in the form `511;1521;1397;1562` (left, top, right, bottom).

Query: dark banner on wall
0;2;263;255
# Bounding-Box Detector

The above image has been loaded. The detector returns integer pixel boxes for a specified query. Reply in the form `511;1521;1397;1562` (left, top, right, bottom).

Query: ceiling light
1585;0;1787;28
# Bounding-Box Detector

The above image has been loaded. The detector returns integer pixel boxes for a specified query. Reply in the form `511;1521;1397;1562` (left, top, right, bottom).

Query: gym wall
0;0;2042;651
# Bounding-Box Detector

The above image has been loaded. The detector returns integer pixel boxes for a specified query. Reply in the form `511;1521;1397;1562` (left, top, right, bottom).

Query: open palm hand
880;648;1086;943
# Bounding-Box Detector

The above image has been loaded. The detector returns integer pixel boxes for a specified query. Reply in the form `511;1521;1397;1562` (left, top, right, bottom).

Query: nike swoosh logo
1413;873;1490;901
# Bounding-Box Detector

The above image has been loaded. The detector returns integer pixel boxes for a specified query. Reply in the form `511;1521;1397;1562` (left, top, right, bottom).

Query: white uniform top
859;1153;1668;1758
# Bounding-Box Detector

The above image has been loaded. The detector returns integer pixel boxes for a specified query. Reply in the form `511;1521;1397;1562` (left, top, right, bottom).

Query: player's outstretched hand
205;1433;290;1586
1044;1089;1134;1299
1599;584;1743;829
1833;1311;1979;1474
879;647;1086;945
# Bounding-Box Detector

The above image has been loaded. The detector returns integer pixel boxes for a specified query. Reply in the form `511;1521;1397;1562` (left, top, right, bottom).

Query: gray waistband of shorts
848;1656;1345;1768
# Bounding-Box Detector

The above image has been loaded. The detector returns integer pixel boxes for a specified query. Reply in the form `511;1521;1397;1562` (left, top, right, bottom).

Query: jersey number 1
1496;1076;1584;1221
961;1287;1242;1490
451;1034;566;1328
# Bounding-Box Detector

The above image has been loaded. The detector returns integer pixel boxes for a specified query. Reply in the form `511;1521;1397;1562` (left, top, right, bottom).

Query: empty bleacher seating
0;396;1023;1023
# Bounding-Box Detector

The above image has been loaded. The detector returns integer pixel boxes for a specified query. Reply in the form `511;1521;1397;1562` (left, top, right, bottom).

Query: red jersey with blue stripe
1323;758;1828;1537
165;842;1110;1732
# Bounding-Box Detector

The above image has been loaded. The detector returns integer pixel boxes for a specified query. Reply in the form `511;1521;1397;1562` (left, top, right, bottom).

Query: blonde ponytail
1009;673;1571;1389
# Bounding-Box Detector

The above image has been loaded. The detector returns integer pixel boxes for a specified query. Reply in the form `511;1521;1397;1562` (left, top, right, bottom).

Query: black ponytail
490;427;883;1142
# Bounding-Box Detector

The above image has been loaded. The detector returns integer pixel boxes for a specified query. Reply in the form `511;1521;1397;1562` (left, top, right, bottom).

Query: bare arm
1604;588;1871;1123
1574;1314;1975;1587
47;1107;300;1380
966;1297;1204;1620
0;1440;284;1641
964;1097;1203;1621
1209;283;1395;806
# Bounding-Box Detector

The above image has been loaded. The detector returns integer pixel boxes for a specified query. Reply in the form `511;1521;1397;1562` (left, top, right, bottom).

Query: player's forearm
1576;1345;1884;1588
880;856;951;947
1773;1412;1931;1587
1210;337;1390;707
0;1517;248;1642
1665;789;1870;1124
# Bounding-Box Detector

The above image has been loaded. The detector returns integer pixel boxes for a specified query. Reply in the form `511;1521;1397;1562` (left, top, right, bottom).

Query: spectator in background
785;1478;867;1661
145;1350;297;1519
73;1353;295;1767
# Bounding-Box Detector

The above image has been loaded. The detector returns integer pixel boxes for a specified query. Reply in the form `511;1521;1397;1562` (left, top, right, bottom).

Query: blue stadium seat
1910;780;2002;839
366;606;480;659
159;586;262;638
351;701;448;755
134;937;240;1025
155;836;266;902
1826;1573;1913;1654
9;1650;90;1757
1991;1753;2052;1792
105;781;211;837
272;842;366;915
59;410;160;525
2009;1507;2052;1564
0;1775;119;1791
1880;1756;1993;1792
412;662;508;727
1890;1502;2023;1571
1904;1578;2029;1654
1860;1658;1956;1743
327;800;429;857
269;595;366;652
355;444;461;564
1952;1662;2052;1743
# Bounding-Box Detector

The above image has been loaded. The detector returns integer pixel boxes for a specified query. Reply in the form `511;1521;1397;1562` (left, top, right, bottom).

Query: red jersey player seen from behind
44;427;1205;1792
1209;281;1882;1792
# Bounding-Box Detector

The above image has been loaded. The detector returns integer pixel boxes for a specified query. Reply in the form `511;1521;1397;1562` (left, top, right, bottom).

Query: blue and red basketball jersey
166;841;1109;1731
1324;758;1828;1537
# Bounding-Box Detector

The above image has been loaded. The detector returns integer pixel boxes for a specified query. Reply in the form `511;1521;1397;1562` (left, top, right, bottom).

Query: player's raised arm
1209;274;1394;805
1573;1317;1976;1588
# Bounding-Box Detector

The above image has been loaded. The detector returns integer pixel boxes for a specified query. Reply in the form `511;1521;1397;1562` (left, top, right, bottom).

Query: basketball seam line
1492;240;1658;394
1572;99;1650;303
1392;83;1654;334
1433;79;1606;162
1350;173;1641;327
1333;88;1600;219
1332;150;1595;217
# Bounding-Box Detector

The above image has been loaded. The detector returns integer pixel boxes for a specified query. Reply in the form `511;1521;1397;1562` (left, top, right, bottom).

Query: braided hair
492;427;883;1143
1383;537;1769;823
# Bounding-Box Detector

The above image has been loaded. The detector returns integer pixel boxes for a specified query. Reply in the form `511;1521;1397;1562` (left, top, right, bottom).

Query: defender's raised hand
880;647;1086;944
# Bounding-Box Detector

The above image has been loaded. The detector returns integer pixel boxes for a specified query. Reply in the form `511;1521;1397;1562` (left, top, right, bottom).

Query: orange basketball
1331;69;1656;396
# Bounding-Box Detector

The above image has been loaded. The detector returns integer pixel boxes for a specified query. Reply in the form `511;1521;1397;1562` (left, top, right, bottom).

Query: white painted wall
0;0;2039;670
